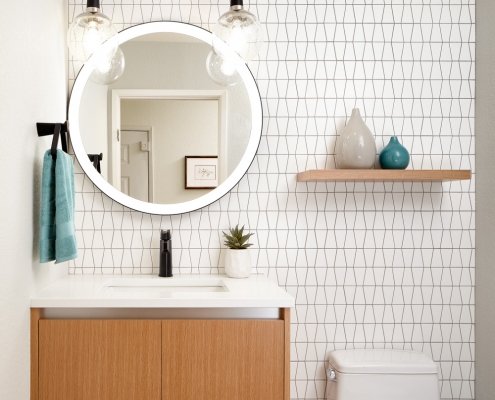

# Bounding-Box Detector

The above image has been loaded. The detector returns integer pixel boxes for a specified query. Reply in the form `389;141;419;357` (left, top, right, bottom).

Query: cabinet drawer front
38;320;161;400
162;320;285;400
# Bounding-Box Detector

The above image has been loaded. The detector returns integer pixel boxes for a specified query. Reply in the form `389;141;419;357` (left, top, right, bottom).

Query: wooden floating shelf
297;169;472;182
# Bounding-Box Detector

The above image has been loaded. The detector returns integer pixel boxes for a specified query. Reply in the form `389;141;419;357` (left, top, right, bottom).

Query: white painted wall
0;1;67;398
121;99;218;203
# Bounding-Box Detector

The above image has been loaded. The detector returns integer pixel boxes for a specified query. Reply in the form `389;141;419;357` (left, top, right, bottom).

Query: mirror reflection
79;31;252;204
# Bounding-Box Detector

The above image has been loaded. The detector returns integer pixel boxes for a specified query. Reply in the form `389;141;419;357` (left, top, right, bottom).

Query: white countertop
31;274;295;309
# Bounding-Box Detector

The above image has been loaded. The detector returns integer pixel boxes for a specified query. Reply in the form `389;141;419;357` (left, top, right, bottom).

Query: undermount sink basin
103;278;228;295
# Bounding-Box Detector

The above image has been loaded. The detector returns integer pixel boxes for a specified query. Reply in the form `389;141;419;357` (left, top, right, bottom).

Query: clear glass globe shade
206;50;239;87
213;8;261;61
90;47;125;85
67;11;118;61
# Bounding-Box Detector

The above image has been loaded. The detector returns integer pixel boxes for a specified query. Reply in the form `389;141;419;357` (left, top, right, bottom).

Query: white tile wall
68;1;475;399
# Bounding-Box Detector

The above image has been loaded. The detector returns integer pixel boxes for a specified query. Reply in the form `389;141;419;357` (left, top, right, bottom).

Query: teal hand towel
39;150;78;263
39;151;56;262
54;150;77;263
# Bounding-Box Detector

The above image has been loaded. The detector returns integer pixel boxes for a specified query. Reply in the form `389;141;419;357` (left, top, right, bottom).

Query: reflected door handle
140;141;150;152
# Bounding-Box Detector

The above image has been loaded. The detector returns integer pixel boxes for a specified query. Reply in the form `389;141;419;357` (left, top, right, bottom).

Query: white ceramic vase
224;249;252;278
335;108;377;169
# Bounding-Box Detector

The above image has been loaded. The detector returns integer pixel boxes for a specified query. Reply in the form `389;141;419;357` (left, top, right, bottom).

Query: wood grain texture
38;320;161;400
297;169;472;182
162;320;285;400
282;308;291;400
31;309;41;400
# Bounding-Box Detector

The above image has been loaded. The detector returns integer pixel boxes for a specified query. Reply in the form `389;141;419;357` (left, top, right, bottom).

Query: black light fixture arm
87;0;100;9
230;0;244;9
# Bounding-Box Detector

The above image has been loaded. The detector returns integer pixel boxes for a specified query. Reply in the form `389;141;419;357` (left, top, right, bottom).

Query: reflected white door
121;129;151;202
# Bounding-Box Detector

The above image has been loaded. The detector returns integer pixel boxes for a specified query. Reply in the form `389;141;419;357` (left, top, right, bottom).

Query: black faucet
159;230;173;277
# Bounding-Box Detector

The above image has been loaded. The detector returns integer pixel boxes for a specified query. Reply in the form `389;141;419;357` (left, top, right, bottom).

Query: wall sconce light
213;0;261;61
90;47;125;85
67;0;124;84
68;0;117;61
206;50;240;87
207;0;261;87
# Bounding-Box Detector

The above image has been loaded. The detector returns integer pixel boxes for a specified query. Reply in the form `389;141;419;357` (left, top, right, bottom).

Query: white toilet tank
327;349;440;400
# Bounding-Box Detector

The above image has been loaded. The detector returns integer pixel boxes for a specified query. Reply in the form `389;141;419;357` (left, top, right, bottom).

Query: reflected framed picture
185;156;219;189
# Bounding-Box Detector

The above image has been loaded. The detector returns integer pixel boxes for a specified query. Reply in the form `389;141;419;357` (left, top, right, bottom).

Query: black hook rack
88;153;103;173
37;122;69;161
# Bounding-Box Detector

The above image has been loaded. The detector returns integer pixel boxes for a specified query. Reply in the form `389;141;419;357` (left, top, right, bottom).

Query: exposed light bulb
220;58;237;77
90;47;126;85
213;0;261;62
67;0;118;61
206;50;240;87
82;22;104;56
227;24;249;57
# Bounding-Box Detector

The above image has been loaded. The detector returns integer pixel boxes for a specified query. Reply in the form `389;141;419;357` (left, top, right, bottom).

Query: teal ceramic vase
379;136;410;169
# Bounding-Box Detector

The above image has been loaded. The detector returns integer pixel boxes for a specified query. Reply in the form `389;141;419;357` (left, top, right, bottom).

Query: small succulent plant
223;225;255;249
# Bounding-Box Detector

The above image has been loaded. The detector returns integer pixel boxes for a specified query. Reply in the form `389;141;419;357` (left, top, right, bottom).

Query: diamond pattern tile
68;1;475;399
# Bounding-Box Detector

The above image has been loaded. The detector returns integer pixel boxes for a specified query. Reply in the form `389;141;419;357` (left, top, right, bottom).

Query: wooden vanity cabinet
162;319;285;400
31;309;290;400
36;319;161;400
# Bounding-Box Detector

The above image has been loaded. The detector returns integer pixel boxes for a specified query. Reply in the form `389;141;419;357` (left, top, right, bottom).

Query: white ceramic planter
224;249;252;278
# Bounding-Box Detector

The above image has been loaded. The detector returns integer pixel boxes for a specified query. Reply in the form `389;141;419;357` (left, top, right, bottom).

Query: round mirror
69;21;262;214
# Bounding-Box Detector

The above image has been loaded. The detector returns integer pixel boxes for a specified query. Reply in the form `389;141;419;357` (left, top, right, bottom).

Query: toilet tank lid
328;349;438;374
